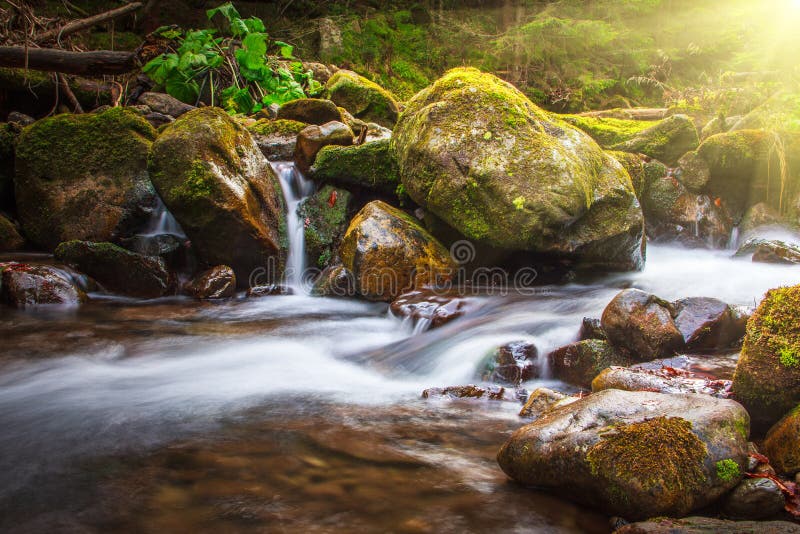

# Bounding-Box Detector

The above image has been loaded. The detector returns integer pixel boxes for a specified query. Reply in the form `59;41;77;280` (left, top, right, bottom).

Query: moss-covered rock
276;98;344;125
54;240;171;299
392;68;644;271
326;70;400;128
247;119;307;161
311;139;400;195
14;108;157;251
732;285;800;432
0;214;24;251
1;263;87;308
497;389;749;520
547;339;632;388
0;122;18;211
762;404;800;476
339;200;456;301
610;114;700;165
294;121;353;174
561;114;659;147
149;107;286;286
608;150;648;199
297;185;352;269
615;516;800;533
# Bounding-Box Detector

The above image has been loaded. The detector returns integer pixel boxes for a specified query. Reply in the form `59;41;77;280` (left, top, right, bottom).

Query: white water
142;195;186;238
272;161;315;291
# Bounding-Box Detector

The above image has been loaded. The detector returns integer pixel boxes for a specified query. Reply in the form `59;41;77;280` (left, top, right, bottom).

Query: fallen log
0;47;138;76
36;2;144;42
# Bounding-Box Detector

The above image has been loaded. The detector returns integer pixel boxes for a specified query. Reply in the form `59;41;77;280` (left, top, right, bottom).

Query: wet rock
610;114;700;166
390;289;478;330
497;389;750;520
601;289;684;360
311;139;400;195
391;68;644;271
615;517;800;533
294;121;354;174
339;201;456;301
311;264;356;298
184;265;236;299
6;111;35;126
149;108;286;286
144;111;174;129
137;91;195;118
297;185;352;270
548;339;631;388
119;234;193;274
518;388;575;418
0;263;87;308
277;98;343;125
422;384;519;402
592;366;732;398
732;285;800;432
14;108;157;250
325;69;400;128
247;119;307;161
246;284;291;297
54;240;170;299
721;477;786;520
735;238;800;264
0;214;24;251
673;297;744;350
579;317;607;341
480;341;539;386
763;406;800;476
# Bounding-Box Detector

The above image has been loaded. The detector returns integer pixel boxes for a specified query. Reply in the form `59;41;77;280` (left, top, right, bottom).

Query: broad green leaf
242;32;268;56
244;17;266;34
207;2;240;23
274;41;294;59
166;77;200;104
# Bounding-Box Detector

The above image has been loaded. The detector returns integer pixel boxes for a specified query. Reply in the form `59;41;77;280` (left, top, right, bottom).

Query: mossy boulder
14;108;157;251
247;118;307;161
560;115;659;147
0;263;87;308
338;200;456;301
608;150;648;199
391;68;644;271
732;285;800;432
311;139;400;195
616;517;800;533
762;405;800;476
610;114;700;166
547;339;632;388
294;121;354;174
54;240;171;299
326;70;400;128
297;185;352;269
497;389;749;520
149;107;286;286
0;122;18;211
0;214;24;251
277;98;344;125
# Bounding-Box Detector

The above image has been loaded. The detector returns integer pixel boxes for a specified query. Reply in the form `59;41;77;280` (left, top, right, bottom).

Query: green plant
143;2;322;114
715;459;740;482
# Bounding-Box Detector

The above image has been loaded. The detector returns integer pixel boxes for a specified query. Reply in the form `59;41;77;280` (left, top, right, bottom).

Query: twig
36;2;143;43
58;72;83;113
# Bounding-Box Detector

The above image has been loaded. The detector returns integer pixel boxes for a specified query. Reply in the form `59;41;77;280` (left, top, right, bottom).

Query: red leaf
328;190;338;207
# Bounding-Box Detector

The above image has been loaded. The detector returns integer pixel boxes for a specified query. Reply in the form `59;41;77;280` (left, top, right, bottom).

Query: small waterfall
144;196;186;238
728;226;740;250
271;162;315;291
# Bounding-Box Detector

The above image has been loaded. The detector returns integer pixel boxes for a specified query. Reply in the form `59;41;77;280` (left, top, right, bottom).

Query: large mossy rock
247;119;307;161
339;200;456;301
762;405;800;476
297;185;352;269
610;114;700;166
732;285;800;432
497;389;749;520
325;70;400;128
14;108;157;251
391;68;644;271
55;240;171;299
601;289;684;360
149;107;285;286
277;98;343;125
311;139;400;195
560;115;659;147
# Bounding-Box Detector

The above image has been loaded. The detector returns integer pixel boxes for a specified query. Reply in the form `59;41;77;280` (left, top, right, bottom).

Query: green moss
312;139;400;195
513;196;525;210
247;119;307;137
326;70;400;128
610;115;700;166
715;459;740;482
561;115;658;146
298;186;352;269
779;347;800;368
173;161;217;202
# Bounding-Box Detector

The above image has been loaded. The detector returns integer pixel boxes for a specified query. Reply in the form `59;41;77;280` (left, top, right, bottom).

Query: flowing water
272;162;315;291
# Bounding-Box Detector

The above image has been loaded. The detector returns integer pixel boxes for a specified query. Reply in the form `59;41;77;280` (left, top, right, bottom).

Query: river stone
137;92;195;118
339;200;456;301
184;265;236;299
422;384;518;402
547;339;631;388
311;264;356;298
601;289;685;360
592;366;732;398
497;389;749;520
762;405;800;476
391;68;644;271
14;108;157;251
294;121;354;174
480;341;539;386
614;517;800;533
149;107;286;286
0;263;87;308
325;70;400;128
518;387;575;418
735;238;800;264
610;114;699;166
390;289;479;330
311;139;400;196
0;214;24;251
247;119;307;161
579;317;607;341
277;98;343;125
55;240;171;299
297;185;352;269
721;477;786;520
732;285;800;432
673;297;744;350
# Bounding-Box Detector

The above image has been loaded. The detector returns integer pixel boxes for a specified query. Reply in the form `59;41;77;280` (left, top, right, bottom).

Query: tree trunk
0;47;138;76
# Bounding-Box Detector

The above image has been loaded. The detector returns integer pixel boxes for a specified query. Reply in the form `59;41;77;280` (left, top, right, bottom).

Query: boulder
762;405;800;476
14;108;157;250
294;121;354;174
297;185;352;269
592;366;732;398
615;517;800;533
560;115;659;148
137;92;195;118
735;238;800;264
518;387;575;418
601;289;685;360
673;297;744;350
0;214;24;251
311;139;400;195
339;200;456;301
6;112;35;126
0;122;17;210
721;477;787;520
610;114;700;166
732;285;800;431
149;107;286;286
325;70;400;128
248;119;307;161
739;202;788;237
497;390;750;520
480;341;539;386
0;263;87;308
391;68;644;271
311;264;356;298
184;265;236;299
548;339;631;388
54;240;170;299
390;289;479;330
276;98;343;125
579;317;607;341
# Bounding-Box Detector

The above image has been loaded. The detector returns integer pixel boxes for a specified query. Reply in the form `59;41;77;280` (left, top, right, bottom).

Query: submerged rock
294;121;354;174
248;119;307;161
311;139;400;195
277;98;343;125
497;390;749;520
615;517;800;533
0;263;87;308
422;384;519;402
610;114;700;166
311;264;356;298
326;70;400;128
548;339;631;388
14;108;157;250
591;366;732;398
391;68;644;271
389;289;478;330
339;201;456;301
601;289;684;360
184;265;236;299
149;108;286;286
762;405;800;476
297;185;352;269
480;341;539;386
